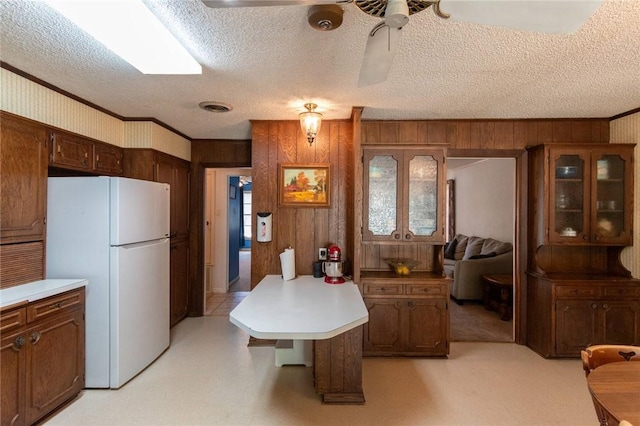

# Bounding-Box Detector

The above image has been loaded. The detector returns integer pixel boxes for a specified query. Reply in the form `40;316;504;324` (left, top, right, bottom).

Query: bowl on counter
555;166;579;179
385;258;421;276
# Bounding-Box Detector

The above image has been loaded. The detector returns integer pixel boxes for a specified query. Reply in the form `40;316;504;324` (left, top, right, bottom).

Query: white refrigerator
46;176;170;389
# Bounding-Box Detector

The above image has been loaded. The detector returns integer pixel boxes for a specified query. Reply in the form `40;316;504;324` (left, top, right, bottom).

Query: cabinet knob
394;234;400;240
31;332;41;345
602;304;609;310
591;303;598;309
380;287;386;292
13;336;25;351
407;301;414;308
405;234;412;240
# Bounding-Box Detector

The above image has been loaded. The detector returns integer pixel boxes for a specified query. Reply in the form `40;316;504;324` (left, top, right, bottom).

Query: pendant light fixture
299;103;322;146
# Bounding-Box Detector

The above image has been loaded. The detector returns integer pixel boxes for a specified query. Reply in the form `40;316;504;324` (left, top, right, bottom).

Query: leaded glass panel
368;155;397;236
408;155;437;236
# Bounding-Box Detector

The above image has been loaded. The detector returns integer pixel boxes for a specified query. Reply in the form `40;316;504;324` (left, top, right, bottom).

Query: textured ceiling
1;0;639;140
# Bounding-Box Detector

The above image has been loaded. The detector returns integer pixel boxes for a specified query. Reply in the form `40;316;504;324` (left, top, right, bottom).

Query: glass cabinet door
363;151;401;240
549;151;589;243
406;152;439;240
591;150;632;243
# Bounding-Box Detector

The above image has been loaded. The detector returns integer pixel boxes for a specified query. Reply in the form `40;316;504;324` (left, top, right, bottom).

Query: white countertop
229;275;369;340
0;279;88;309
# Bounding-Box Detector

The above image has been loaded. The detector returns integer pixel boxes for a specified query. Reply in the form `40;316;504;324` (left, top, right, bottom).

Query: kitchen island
230;275;368;404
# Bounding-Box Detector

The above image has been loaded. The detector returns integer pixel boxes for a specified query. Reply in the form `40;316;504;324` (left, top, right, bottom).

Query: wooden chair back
581;344;640;377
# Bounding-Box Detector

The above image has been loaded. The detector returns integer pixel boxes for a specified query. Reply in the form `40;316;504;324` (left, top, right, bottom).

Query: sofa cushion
453;234;469;260
444;239;457;260
463;236;484;259
481;238;513;255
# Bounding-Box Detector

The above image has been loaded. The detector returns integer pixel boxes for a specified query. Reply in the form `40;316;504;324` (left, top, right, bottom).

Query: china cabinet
361;272;449;356
526;143;638;358
1;288;85;425
362;148;445;243
357;145;448;357
527;273;640;358
529;144;634;246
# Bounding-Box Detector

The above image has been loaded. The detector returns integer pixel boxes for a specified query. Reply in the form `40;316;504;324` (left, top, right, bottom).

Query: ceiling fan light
299;103;322;146
308;5;344;31
384;0;409;28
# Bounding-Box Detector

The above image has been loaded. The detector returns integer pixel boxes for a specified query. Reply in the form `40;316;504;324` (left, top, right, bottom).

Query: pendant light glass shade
299;103;322;146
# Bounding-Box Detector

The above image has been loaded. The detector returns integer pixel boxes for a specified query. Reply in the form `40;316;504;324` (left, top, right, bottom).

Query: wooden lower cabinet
170;239;190;326
361;274;449;356
527;273;640;357
1;288;85;426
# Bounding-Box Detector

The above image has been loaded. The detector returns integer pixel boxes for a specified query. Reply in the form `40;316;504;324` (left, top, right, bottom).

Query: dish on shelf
385;258;421;276
559;227;577;237
555;166;578;179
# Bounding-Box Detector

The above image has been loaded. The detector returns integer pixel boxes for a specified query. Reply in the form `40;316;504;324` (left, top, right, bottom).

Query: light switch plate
318;248;327;260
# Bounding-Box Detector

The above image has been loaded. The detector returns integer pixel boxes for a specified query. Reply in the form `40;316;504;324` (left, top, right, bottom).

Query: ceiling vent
199;101;233;113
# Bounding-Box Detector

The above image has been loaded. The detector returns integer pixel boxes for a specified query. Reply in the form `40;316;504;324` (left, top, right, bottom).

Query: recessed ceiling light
43;0;201;75
199;101;233;113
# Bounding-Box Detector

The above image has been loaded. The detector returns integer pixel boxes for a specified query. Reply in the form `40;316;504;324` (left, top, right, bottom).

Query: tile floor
205;291;249;316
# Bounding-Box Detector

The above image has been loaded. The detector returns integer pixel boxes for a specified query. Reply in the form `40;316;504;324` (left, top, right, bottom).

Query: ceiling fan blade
201;0;345;7
358;24;402;87
439;0;603;34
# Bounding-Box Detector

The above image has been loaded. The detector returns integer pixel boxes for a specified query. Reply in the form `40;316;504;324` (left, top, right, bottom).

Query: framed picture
229;185;237;199
279;163;330;207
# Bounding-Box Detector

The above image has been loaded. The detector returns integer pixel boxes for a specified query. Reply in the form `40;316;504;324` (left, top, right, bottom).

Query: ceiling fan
201;0;603;86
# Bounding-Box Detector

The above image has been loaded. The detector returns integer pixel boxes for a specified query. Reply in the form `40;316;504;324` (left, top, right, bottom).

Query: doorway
203;167;251;315
446;157;516;342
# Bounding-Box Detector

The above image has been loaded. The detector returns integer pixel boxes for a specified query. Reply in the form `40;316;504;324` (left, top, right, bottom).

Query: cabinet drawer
603;287;640;298
363;283;403;296
556;286;600;298
406;284;447;296
27;289;84;323
0;307;26;333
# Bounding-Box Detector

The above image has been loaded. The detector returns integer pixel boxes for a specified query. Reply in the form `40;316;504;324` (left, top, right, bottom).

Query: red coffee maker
323;245;345;284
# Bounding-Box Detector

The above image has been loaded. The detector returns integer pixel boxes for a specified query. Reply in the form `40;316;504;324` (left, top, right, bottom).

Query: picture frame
278;163;330;207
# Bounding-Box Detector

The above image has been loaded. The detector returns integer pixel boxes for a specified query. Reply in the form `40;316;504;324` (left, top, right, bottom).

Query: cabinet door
170;239;190;326
25;309;84;425
591;149;633;245
94;143;123;175
548;149;590;244
363;150;403;241
555;300;598;356
363;298;403;353
403;298;448;354
1;329;27;426
404;150;444;242
600;301;640;345
172;162;190;241
0;114;48;244
50;131;93;171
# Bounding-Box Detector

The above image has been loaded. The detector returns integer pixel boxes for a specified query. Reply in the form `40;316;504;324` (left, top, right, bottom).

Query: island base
314;325;365;404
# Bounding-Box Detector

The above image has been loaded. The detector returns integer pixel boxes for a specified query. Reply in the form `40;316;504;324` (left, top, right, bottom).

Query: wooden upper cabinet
531;144;635;246
50;130;123;176
362;148;445;243
0;113;48;244
94;142;123;175
50;132;93;171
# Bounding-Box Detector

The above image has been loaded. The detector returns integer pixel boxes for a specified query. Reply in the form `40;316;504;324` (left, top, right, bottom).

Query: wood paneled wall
251;120;354;286
189;139;251;315
361;119;609;149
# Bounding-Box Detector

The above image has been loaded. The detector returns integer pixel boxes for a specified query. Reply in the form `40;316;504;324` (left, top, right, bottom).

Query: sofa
443;234;513;303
